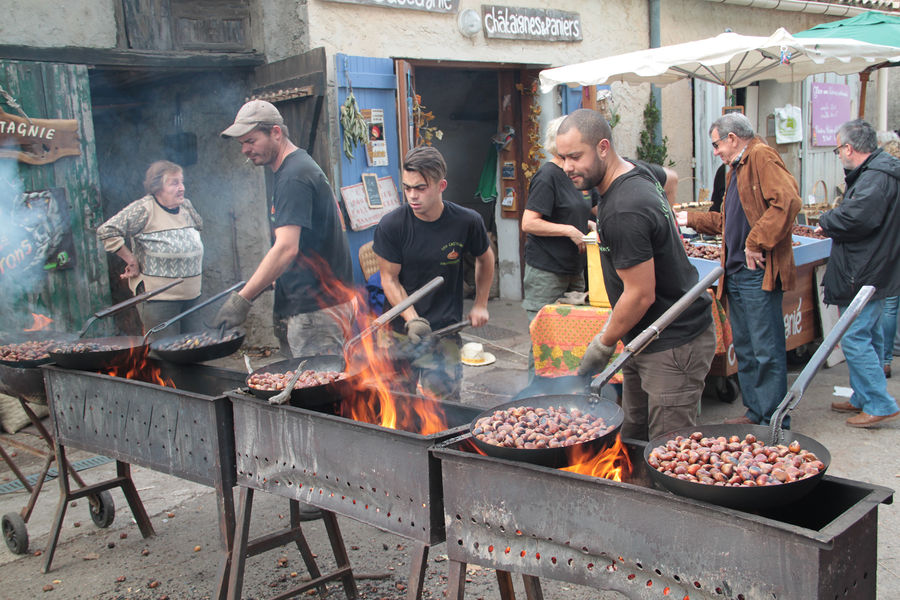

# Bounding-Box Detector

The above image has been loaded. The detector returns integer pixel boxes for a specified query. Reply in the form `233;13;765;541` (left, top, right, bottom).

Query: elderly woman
97;160;204;334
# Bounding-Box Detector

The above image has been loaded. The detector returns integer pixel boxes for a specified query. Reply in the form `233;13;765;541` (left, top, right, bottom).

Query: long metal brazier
41;361;244;598
226;388;482;600
434;435;893;600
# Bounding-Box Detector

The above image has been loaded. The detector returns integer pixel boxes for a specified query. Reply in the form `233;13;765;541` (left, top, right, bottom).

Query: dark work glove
405;317;431;344
577;333;616;376
213;291;252;329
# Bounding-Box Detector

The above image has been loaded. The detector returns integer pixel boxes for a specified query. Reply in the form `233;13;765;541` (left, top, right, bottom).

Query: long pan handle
77;278;185;338
344;276;444;353
590;266;724;395
768;284;875;444
142;280;246;342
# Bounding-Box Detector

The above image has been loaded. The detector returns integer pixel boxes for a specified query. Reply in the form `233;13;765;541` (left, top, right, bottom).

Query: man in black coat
816;119;900;428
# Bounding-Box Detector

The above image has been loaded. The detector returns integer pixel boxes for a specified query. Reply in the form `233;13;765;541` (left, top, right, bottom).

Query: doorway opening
413;67;500;298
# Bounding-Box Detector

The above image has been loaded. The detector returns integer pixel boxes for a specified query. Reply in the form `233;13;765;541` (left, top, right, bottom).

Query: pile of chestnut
473;405;613;450
648;432;825;487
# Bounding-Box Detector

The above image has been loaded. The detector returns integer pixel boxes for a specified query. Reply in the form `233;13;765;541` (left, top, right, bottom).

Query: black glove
213;291;252;329
577;333;616;376
405;317;431;344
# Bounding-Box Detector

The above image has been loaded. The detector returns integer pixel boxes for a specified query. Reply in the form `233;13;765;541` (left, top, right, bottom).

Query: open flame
299;255;449;435
104;345;175;387
561;435;632;482
24;313;53;331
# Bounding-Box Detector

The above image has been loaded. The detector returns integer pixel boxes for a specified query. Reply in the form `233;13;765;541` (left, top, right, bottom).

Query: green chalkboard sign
361;172;383;209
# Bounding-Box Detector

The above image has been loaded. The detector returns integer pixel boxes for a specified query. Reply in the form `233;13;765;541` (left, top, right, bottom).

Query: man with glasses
374;146;494;398
677;113;801;427
816;119;900;428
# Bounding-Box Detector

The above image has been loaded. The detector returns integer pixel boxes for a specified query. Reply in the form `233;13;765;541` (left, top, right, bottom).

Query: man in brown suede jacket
676;112;800;427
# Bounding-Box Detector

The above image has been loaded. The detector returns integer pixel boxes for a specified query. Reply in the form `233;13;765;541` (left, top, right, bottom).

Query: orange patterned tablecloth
529;295;731;380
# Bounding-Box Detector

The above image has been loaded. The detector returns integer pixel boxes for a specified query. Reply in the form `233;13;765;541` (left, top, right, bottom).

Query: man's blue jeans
840;299;899;417
725;267;788;425
879;296;898;366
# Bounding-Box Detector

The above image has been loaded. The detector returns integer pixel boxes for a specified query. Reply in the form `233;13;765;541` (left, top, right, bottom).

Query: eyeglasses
711;134;729;150
833;143;848;156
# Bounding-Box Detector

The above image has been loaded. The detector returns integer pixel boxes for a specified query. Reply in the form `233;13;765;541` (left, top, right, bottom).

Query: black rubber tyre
88;491;115;528
715;375;740;403
2;513;28;554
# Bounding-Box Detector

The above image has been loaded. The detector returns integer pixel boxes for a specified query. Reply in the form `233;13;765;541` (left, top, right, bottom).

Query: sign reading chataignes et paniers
322;0;458;13
482;5;582;42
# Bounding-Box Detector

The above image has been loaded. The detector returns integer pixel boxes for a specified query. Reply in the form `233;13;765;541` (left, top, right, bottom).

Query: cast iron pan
0;279;186;370
469;394;624;468
643;424;831;511
246;355;360;409
0;331;73;368
48;336;150;371
150;328;245;364
641;286;875;511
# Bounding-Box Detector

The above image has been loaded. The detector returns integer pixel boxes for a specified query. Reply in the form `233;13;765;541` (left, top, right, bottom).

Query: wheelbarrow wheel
2;513;28;554
88;491;115;528
714;375;740;403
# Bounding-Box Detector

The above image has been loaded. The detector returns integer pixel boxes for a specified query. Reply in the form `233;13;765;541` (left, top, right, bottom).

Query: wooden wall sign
482;6;582;42
322;0;458;13
0;109;80;165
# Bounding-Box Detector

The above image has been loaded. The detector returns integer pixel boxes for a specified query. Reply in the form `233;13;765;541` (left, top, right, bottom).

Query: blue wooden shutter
336;54;401;286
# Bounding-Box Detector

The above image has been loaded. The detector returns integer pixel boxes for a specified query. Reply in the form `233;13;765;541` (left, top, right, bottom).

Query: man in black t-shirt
557;109;715;441
522;116;592;324
215;100;354;358
374;146;494;398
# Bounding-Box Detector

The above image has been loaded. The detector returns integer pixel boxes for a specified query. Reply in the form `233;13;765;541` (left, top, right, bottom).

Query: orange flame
298;254;449;435
560;435;632;482
24;313;53;331
105;345;175;387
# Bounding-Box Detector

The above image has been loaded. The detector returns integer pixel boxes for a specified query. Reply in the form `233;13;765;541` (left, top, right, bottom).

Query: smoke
0;148;33;326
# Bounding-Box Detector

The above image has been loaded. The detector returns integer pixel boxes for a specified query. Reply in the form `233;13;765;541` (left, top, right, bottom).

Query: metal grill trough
227;389;482;600
433;435;893;600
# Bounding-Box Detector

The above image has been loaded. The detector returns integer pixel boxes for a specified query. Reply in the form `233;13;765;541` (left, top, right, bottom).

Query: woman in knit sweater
98;160;203;334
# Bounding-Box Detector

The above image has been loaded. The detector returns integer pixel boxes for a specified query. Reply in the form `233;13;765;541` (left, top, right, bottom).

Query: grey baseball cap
221;100;284;138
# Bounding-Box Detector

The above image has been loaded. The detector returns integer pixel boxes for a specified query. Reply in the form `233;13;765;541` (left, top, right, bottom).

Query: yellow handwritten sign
0;109;80;165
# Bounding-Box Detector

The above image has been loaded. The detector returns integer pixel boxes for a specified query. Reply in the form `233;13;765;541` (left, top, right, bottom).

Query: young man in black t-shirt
557;109;716;441
374;146;494;399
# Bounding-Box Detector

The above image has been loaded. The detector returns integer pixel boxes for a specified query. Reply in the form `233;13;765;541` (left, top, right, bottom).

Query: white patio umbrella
539;27;900;93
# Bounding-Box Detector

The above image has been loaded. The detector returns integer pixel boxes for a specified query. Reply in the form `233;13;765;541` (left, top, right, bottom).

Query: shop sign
322;0;458;13
482;5;581;42
0;109;81;165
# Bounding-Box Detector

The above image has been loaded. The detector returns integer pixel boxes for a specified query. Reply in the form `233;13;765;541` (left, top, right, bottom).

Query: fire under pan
41;362;245;598
227;389;482;599
434;436;893;600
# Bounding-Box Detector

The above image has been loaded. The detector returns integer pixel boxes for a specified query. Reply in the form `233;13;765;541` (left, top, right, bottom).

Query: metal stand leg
446;559;467;600
407;542;430;600
521;574;544;600
213;487;237;600
225;488;358;600
43;445;154;573
496;570;518;600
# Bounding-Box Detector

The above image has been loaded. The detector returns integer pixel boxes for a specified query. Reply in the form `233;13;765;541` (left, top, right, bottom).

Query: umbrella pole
858;71;869;119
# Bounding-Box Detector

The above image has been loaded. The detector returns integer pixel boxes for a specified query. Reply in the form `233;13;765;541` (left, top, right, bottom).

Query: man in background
559;108;715;441
677;113;800;427
374;146;494;399
818;119;900;428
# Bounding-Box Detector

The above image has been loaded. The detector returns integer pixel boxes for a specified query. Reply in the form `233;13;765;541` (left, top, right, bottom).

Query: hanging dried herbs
340;92;368;160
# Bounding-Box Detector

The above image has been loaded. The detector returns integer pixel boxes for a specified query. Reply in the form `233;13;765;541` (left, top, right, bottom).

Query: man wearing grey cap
216;100;354;362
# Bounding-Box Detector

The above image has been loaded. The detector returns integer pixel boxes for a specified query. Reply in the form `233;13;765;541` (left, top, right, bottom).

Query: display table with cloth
529;295;731;381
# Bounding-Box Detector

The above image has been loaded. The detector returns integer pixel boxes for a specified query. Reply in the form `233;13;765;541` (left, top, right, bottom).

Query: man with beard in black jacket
817;119;900;428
